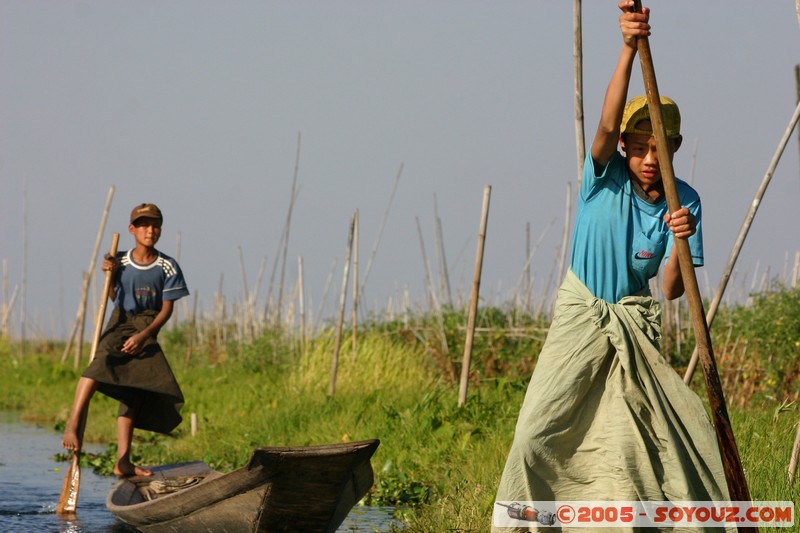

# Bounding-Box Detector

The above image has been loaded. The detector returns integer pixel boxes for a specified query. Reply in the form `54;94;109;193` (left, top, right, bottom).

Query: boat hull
106;439;380;533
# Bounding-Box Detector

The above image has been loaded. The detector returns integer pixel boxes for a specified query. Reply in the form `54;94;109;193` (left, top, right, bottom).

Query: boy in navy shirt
62;203;188;477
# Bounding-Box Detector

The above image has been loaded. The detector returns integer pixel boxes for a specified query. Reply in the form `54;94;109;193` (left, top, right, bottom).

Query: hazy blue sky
2;1;799;339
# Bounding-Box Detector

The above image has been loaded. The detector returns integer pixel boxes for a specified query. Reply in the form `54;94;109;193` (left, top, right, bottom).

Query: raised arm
591;1;651;167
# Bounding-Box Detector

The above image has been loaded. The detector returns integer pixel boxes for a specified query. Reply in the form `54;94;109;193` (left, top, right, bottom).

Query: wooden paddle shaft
630;0;753;512
89;232;119;361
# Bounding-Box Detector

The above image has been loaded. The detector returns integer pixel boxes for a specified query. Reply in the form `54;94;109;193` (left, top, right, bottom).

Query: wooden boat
106;438;380;533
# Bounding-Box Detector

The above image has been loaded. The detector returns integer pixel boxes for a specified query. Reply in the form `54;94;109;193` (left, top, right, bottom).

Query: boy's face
620;119;682;193
129;217;162;248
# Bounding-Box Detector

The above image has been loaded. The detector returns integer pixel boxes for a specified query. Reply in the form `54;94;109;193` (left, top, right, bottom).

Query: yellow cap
621;95;681;138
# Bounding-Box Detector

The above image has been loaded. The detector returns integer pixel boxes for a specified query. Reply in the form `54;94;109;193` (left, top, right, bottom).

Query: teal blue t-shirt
569;147;703;303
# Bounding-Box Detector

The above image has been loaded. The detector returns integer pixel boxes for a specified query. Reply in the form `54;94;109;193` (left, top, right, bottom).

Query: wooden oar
90;232;120;362
56;232;119;516
629;0;753;518
55;452;80;516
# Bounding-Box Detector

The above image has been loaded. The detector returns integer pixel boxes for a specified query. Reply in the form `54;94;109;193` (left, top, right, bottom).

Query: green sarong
82;308;184;434
493;270;730;532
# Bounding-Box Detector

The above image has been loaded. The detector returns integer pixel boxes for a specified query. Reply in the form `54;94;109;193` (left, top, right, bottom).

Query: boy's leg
114;397;152;478
62;376;98;452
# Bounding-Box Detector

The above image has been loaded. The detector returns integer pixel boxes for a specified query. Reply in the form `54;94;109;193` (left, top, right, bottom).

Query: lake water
0;412;400;532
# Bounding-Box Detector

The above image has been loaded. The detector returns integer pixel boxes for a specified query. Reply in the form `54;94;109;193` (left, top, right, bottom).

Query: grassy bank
1;299;799;531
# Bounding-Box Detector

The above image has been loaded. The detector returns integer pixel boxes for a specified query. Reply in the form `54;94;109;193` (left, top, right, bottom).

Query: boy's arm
102;256;119;302
660;207;697;300
591;1;651;167
120;300;174;356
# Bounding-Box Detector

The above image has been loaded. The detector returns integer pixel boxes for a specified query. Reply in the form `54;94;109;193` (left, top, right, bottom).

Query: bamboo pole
285;277;300;343
415;216;449;356
535;248;560;318
276;133;302;326
2;259;6;328
329;212;356;397
789;420;800;482
433;194;453;307
268;132;302;326
796;65;799;179
2;260;7;339
514;218;555;308
458;185;491;407
214;273;225;351
2;285;18;339
298;256;306;357
21;179;28;354
789;222;800;482
523;223;531;313
415;216;438;312
61;186;115;368
573;0;585;187
252;256;267;331
684;99;800;383
630;0;752;511
237;246;254;342
185;290;198;362
90;233;119;361
175;232;190;327
361;163;403;296
351;210;359;359
314;259;337;336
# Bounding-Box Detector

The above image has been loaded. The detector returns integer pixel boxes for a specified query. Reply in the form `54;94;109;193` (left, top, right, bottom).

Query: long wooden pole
630;0;753;513
458;185;491;407
89;233;119;361
573;0;585;184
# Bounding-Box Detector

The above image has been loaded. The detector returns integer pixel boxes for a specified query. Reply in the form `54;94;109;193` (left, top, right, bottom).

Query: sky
1;1;799;341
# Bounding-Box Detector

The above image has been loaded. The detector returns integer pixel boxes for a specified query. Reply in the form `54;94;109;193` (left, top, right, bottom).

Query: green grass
1;315;798;532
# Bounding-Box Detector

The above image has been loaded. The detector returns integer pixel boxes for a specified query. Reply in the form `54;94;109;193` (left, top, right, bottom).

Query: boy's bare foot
114;460;152;478
62;425;81;452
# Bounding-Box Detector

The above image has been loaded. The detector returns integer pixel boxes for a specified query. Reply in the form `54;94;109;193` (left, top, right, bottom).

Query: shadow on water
0;412;400;532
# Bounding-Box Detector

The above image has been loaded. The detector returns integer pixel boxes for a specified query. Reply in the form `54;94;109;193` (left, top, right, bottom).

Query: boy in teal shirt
493;2;728;529
570;91;703;303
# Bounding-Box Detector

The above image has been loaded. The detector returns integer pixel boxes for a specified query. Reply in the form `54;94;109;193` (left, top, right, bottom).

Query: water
0;412;400;532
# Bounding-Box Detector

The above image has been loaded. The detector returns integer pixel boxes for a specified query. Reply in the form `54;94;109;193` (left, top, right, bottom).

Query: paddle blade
56;453;81;515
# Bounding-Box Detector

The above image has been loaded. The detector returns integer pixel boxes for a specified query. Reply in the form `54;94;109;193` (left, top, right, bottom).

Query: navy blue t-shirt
114;249;189;313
